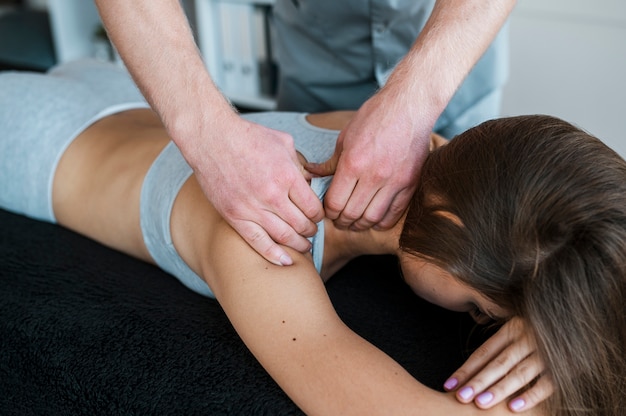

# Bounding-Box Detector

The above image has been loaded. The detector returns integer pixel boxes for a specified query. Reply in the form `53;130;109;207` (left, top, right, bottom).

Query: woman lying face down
1;62;624;415
399;116;626;415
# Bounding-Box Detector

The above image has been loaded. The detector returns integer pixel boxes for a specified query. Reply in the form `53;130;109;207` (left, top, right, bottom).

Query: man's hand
305;0;516;233
306;89;431;231
444;317;554;412
94;0;323;266
189;114;324;266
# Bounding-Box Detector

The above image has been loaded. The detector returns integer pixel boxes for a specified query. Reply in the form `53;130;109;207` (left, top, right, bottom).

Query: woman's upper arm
201;222;540;416
201;222;421;414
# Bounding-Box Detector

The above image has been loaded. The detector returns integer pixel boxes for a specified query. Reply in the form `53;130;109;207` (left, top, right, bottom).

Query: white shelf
47;0;277;110
47;0;103;63
195;0;277;109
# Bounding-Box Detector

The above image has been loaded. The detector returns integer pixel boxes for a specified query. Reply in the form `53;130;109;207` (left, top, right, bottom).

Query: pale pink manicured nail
510;398;526;411
459;386;474;401
443;377;458;390
476;391;494;406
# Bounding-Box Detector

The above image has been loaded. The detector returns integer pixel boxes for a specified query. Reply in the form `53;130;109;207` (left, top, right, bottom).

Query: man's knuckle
279;132;295;147
292;220;308;235
325;198;344;214
303;203;323;221
274;228;293;245
343;156;368;175
341;209;359;222
364;165;391;184
360;215;378;226
387;200;407;216
264;187;284;206
247;228;267;245
362;211;382;225
300;220;317;237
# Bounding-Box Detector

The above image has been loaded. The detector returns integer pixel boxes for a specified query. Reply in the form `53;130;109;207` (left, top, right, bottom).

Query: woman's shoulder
242;112;340;163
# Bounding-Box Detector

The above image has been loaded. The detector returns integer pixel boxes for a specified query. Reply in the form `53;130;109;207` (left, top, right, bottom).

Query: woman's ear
430;133;448;151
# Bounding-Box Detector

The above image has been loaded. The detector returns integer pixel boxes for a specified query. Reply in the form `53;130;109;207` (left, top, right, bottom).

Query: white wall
502;0;626;157
47;0;197;64
44;0;625;154
48;0;102;63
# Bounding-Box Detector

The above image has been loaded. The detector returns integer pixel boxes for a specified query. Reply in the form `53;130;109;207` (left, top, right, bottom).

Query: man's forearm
94;0;235;147
385;0;516;127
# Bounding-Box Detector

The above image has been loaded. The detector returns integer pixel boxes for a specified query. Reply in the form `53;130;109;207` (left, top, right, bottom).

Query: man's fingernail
459;386;474;401
279;254;293;266
510;398;526;411
476;391;494;406
443;377;458;390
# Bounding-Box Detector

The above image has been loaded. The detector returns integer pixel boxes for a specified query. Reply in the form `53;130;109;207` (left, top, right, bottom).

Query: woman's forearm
202;221;432;414
186;198;535;415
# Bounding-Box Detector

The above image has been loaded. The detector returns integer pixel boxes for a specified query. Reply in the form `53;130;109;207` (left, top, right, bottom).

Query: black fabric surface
0;208;489;415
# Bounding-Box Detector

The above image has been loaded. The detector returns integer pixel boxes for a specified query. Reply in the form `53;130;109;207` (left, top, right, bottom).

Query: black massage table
0;208;491;415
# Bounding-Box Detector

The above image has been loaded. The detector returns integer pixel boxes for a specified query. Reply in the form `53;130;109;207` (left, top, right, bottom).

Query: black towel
0;208;490;415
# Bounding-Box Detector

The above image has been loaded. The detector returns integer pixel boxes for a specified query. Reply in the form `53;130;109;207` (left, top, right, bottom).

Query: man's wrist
164;80;238;156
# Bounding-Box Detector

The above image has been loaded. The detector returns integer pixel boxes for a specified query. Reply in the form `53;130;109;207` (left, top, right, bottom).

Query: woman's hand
444;317;554;412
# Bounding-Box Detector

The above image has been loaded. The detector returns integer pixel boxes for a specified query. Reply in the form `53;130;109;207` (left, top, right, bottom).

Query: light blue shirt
272;0;509;136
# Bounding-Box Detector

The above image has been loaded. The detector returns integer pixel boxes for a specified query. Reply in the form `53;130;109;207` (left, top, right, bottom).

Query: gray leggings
0;60;148;222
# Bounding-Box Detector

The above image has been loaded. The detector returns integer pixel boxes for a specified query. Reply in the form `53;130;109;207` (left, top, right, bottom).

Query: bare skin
305;0;517;231
95;0;516;267
52;109;544;415
95;0;323;267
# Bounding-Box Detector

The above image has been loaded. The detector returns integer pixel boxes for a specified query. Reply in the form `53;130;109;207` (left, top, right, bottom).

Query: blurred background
1;0;624;156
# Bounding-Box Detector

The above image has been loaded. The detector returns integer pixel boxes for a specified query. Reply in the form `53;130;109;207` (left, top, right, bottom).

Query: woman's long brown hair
400;115;626;415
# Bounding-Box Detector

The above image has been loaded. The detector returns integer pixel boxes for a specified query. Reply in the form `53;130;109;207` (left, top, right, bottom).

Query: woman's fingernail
510;398;526;411
459;386;474;401
279;254;293;266
476;391;494;406
443;377;458;390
